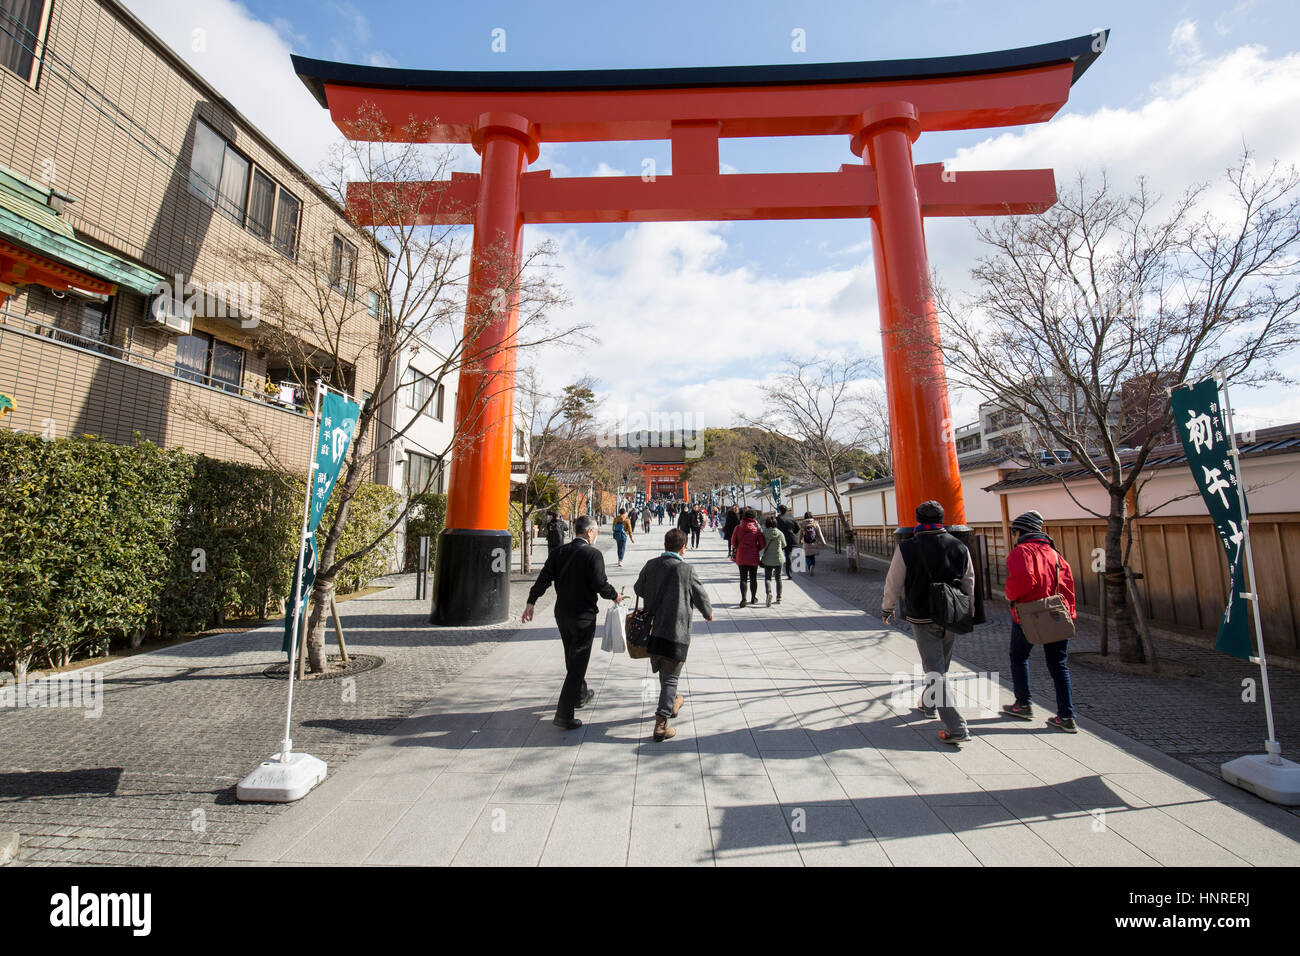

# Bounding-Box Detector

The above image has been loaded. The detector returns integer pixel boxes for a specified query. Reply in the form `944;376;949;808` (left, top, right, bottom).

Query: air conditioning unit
146;294;192;335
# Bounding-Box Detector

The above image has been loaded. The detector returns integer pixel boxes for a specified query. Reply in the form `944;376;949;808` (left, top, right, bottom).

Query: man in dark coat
881;500;976;745
676;503;694;546
722;505;740;558
523;515;621;730
689;504;704;548
634;528;713;741
775;505;800;579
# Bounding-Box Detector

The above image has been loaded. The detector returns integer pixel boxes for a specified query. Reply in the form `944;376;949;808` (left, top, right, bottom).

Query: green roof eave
0;206;164;297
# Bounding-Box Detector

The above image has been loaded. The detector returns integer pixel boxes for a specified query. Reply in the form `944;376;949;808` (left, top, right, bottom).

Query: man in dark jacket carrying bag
523;515;621;730
881;500;976;745
634;528;713;742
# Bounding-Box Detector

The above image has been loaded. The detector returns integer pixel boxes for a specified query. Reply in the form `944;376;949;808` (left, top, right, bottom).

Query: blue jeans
1008;620;1074;719
614;534;627;561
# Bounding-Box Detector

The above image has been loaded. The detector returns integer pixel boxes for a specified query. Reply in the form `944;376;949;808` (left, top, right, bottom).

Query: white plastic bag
601;605;628;654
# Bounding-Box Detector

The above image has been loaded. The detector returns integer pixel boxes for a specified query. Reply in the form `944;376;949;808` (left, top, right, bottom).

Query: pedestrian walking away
722;504;740;558
776;505;800;580
760;515;786;606
1000;510;1079;733
634;527;714;742
676;503;694;547
642;507;652;534
689;504;704;549
544;510;568;552
881;500;976;745
731;507;764;607
523;515;622;730
612;508;635;566
799;512;826;575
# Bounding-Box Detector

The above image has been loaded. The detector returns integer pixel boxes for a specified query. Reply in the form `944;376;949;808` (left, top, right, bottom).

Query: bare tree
683;428;759;502
198;104;578;671
934;153;1300;664
513;372;603;571
740;357;884;550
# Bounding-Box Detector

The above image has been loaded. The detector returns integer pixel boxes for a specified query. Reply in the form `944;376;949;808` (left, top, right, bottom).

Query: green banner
282;389;361;657
770;478;781;505
1169;377;1254;661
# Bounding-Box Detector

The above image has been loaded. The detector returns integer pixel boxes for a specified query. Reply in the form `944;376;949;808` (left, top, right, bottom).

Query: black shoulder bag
915;538;974;634
626;563;678;660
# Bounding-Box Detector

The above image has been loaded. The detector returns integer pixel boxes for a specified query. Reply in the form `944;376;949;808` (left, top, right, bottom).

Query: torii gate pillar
853;102;966;526
432;112;539;626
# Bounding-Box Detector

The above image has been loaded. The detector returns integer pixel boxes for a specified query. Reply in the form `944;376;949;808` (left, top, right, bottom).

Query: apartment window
403;368;444;420
173;332;245;393
247;169;275;240
330;235;357;298
189;120;250;224
405;452;443;496
0;0;47;83
273;189;300;259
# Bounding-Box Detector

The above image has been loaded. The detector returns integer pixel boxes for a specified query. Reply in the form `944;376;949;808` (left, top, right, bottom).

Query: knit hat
915;500;944;523
1011;510;1044;535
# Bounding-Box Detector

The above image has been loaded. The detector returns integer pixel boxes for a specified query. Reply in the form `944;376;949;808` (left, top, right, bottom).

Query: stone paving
228;529;1300;867
806;545;1300;802
0;556;591;866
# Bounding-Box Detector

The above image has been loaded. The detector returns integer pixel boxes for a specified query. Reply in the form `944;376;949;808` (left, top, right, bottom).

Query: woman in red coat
1000;510;1079;733
731;508;764;607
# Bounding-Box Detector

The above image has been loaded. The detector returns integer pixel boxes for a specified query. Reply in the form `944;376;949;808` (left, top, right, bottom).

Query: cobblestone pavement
800;547;1300;812
0;538;615;867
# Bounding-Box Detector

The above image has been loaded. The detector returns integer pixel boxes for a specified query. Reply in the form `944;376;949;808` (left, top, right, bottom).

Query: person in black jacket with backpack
775;505;800;579
880;500;976;746
523;515;622;730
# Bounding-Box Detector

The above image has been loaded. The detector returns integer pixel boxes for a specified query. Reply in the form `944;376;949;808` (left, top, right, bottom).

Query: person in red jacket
731;508;764;607
1000;510;1078;733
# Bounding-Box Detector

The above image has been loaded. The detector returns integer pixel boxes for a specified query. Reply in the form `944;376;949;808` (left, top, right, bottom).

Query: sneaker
938;728;970;745
739;598;747;608
1047;716;1078;734
1001;702;1034;721
914;701;937;719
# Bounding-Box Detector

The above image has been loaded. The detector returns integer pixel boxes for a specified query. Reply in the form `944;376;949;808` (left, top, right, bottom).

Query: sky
122;0;1300;435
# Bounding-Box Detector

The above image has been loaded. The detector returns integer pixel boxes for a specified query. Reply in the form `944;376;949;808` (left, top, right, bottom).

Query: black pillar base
431;528;512;626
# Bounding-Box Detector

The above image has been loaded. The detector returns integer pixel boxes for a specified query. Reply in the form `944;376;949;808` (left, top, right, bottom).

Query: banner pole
280;379;324;763
1217;371;1280;764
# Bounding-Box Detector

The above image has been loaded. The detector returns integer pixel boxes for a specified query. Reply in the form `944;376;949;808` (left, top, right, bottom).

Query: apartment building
0;0;385;469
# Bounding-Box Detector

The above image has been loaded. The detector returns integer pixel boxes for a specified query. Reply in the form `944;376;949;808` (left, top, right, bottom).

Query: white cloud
1169;18;1203;63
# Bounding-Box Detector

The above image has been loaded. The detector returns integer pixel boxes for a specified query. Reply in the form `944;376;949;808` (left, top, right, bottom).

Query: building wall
0;0;383;468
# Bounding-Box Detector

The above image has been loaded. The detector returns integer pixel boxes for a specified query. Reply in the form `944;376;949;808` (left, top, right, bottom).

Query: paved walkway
230;528;1300;867
807;545;1300;796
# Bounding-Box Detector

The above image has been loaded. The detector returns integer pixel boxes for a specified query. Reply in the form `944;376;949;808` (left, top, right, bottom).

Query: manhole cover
263;654;384;681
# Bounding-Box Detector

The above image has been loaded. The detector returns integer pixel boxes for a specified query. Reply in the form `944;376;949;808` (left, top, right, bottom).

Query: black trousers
555;614;596;720
739;564;758;599
691;527;701;548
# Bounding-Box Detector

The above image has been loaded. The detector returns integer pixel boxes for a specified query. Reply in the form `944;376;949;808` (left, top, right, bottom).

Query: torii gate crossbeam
294;32;1107;625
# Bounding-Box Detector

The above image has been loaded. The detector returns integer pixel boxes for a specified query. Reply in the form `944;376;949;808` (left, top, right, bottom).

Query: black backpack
913;538;974;634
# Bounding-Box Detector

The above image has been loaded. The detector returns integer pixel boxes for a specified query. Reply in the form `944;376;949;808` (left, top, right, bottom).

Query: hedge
0;431;397;677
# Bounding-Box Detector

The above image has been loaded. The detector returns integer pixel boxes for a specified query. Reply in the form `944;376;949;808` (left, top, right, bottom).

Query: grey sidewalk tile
841;791;981;867
704;774;802;866
1085;800;1249;866
348;744;459;803
1148;798;1300;865
764;752;850;804
443;728;531;774
541;774;636;867
790;804;891;867
451;803;560;867
279;800;410;865
627;805;714;867
363;772;503;866
932;805;1072;867
635;752;706;806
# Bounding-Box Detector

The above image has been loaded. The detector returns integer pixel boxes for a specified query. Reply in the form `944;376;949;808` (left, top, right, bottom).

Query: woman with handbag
1000;511;1079;732
633;528;713;742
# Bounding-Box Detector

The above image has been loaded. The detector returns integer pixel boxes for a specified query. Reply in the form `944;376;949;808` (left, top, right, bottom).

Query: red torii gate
294;32;1106;625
